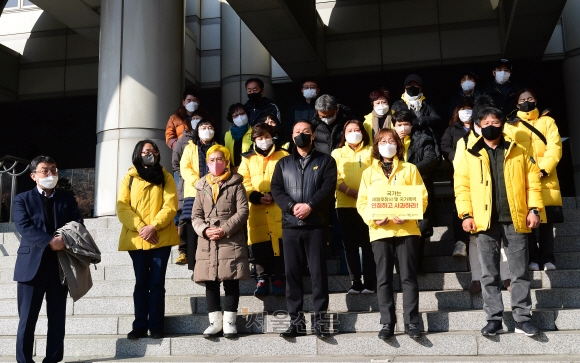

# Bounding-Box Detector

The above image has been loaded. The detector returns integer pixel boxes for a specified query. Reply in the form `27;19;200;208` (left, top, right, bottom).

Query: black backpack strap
520;120;547;145
129;176;134;190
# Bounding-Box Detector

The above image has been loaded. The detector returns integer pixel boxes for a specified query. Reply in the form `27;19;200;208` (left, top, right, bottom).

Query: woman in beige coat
192;144;250;339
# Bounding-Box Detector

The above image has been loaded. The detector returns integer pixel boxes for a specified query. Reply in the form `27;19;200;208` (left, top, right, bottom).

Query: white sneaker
544;262;556;271
453;241;467;257
528;262;540;271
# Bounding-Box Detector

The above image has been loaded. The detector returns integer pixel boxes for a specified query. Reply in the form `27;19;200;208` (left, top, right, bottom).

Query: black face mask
406;86;420;97
481;125;503;141
519;101;536;113
248;93;261;103
294;133;312;148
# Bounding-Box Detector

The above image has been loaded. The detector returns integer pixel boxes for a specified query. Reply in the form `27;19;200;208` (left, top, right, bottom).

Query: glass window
5;0;19;8
23;0;35;6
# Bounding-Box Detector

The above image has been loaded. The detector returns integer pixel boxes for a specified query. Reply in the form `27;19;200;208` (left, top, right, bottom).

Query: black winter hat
404;74;423;87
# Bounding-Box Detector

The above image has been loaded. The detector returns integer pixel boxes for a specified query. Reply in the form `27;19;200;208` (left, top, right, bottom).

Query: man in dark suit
13;156;82;363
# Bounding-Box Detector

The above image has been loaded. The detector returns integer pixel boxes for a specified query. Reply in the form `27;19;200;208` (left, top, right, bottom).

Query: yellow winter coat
238;146;289;256
454;135;544;234
452;130;479;170
503;109;562;210
357;157;428;242
180;140;220;198
363;111;392;141
224;128;253;168
117;167;179;251
331;143;373;208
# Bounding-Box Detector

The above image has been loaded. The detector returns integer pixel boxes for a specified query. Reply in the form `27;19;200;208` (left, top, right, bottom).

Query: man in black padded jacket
271;120;337;339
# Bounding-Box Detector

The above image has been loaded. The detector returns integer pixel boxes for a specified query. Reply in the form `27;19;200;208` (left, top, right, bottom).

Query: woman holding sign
331;119;376;294
357;128;428;340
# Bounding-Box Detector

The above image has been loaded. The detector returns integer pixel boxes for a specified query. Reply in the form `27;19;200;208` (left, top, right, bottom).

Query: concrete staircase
1;198;580;361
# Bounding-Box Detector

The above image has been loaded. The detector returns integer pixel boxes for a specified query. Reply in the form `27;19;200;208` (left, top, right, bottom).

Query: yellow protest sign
370;185;424;220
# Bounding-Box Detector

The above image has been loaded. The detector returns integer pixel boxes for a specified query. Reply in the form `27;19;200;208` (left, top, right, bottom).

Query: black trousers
255;255;286;280
17;249;68;363
372;236;420;325
205;280;240;313
336;208;376;285
282;227;329;325
528;222;555;265
181;220;197;271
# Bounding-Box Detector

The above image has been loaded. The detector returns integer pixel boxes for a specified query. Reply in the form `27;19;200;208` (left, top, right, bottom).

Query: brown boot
468;280;481;294
503;279;511;291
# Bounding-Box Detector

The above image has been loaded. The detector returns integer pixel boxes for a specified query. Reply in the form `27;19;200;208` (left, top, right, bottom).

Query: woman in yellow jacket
331;119;375;294
504;88;562;271
176;120;218;266
224;103;253;172
238;123;289;296
117;139;179;340
357;128;428;340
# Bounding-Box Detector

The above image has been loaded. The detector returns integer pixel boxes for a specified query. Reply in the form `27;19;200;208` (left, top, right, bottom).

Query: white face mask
395;125;412;138
303;89;317;99
185;101;198;113
495;71;510;84
191;118;201;130
458;110;473;123
199;129;215;141
320;114;337;125
379;143;397;158
38;176;58;189
345;132;363;145
374;105;389;116
233;114;248;127
256;138;273;150
461;80;475;92
473;124;482;135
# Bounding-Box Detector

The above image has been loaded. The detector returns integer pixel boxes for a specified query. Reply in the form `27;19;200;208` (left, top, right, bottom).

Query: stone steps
1;196;579;360
1;287;579;317
3;330;580;358
1;307;579;337
2;252;580;273
2;269;579;295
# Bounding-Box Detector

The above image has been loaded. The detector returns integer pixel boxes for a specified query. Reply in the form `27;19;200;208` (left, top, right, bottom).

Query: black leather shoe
150;331;164;339
280;324;307;338
378;324;394;340
405;324;422;339
313;325;330;338
515;321;540;337
127;329;148;340
481;320;503;336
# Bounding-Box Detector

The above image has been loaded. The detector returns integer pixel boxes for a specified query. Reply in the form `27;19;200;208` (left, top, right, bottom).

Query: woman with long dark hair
117;139;179;340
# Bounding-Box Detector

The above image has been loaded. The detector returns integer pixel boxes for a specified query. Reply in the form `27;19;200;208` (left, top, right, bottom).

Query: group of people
12;58;563;362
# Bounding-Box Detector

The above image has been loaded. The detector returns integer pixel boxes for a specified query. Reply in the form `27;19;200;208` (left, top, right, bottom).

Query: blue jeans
128;246;172;333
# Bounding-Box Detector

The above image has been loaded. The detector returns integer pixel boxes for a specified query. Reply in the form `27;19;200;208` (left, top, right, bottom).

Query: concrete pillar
220;1;272;132
562;0;580;195
94;0;184;216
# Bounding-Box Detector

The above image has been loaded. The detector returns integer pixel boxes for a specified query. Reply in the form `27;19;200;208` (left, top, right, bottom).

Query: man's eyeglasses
34;168;58;176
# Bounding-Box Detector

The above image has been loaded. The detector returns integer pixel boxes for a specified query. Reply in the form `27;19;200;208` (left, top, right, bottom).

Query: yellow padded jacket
357;157;428;242
224;128;253;168
117;167;179;251
180;140;220;198
331;143;373;208
238;146;289;256
454;135;544;234
503;108;562;211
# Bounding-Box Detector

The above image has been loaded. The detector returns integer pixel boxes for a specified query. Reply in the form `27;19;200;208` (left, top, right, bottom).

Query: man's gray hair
314;94;337;111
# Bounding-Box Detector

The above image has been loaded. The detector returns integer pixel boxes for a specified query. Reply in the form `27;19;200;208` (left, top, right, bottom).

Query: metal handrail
0;155;31;222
